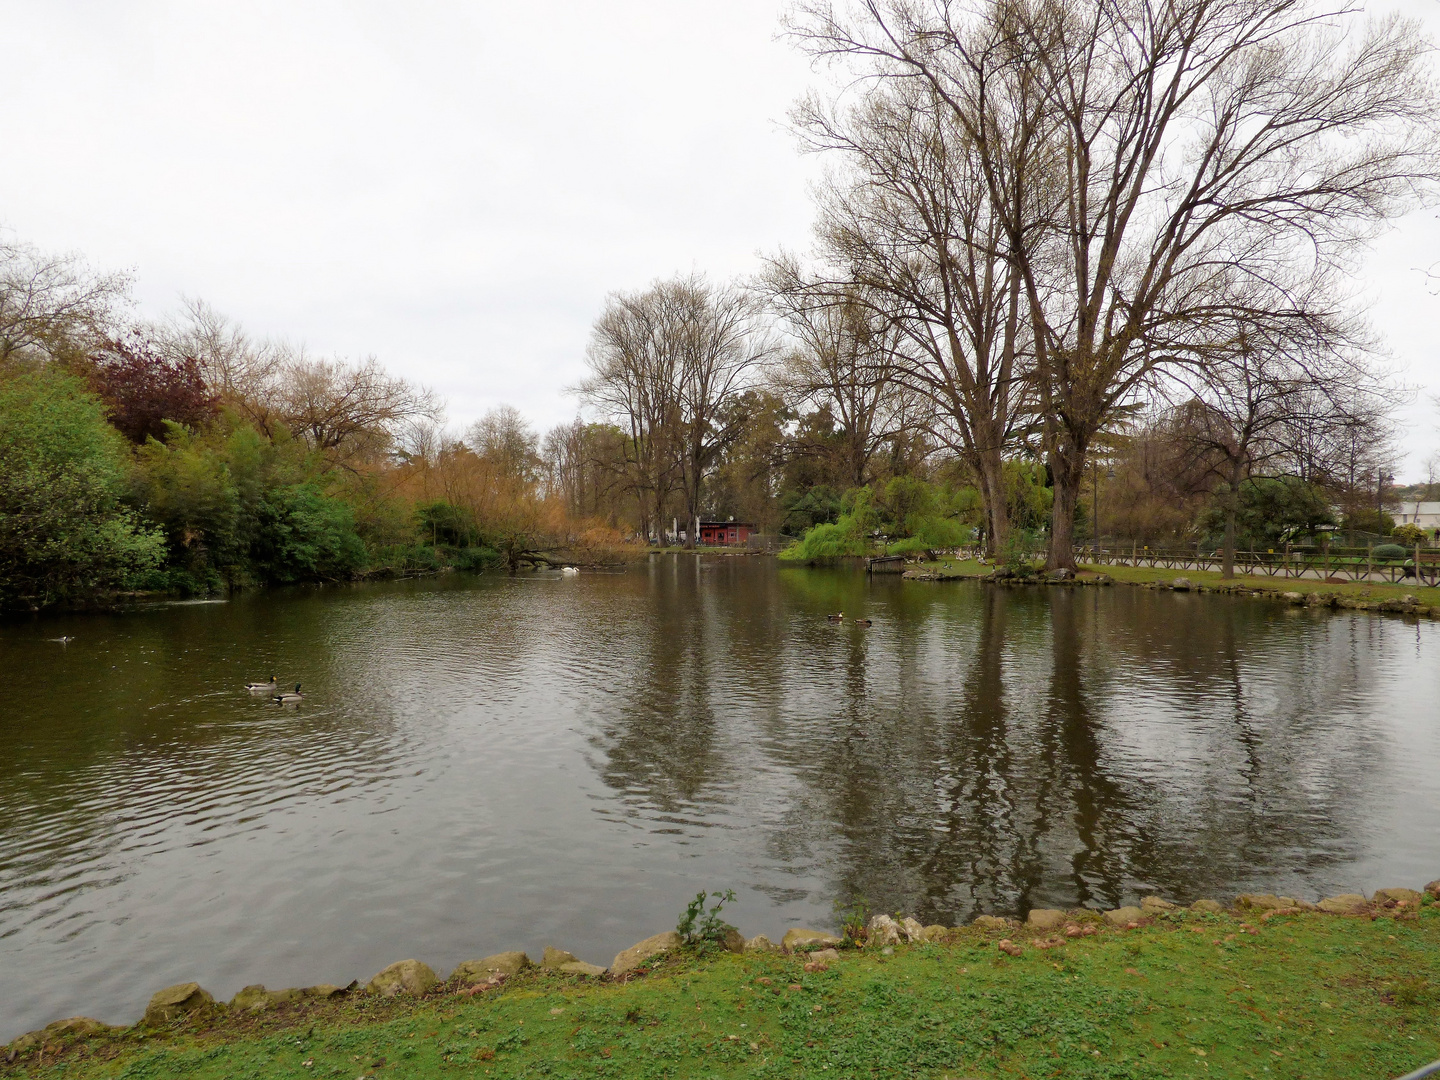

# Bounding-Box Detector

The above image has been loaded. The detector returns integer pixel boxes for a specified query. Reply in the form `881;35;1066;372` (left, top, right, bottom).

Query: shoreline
13;552;1438;624
897;557;1440;618
7;881;1439;1076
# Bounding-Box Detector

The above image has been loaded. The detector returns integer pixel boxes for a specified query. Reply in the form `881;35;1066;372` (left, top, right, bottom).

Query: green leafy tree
132;415;367;587
250;484;366;583
1204;477;1336;547
0;368;163;609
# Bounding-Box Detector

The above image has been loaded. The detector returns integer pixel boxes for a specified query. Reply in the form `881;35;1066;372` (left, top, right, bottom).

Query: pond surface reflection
1;558;1436;1038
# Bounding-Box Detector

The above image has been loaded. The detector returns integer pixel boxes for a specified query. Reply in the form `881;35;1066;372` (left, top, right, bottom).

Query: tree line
566;0;1439;571
5;0;1439;609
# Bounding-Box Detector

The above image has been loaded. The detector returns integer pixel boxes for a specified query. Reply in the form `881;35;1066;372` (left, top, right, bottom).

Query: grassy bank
1081;562;1440;608
9;906;1440;1080
907;556;1440;610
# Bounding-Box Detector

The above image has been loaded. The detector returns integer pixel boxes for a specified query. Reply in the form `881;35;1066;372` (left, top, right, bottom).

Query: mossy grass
9;907;1440;1079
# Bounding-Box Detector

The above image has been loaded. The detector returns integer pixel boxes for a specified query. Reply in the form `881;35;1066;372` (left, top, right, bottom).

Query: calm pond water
1;559;1438;1039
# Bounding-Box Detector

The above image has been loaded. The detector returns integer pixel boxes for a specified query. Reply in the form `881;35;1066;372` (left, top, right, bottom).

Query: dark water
1;559;1438;1040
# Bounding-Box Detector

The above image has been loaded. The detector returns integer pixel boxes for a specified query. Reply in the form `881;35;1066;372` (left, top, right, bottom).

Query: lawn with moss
9;907;1440;1080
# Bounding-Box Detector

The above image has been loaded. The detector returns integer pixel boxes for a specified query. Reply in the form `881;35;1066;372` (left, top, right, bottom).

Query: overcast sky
3;1;1437;480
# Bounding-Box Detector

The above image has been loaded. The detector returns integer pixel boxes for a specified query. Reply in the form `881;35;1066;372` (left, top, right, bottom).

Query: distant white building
1395;501;1440;537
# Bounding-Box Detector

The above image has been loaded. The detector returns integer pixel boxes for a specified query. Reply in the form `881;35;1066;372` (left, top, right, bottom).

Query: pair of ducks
244;676;303;703
826;613;873;627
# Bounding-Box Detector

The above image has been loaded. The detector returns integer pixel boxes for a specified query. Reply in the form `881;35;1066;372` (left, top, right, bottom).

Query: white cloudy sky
3;1;1438;479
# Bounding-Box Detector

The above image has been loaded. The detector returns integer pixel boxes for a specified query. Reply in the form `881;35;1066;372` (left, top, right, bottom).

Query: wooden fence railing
1081;545;1440;587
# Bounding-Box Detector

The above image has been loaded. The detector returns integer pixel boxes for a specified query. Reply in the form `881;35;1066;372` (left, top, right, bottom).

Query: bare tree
273;351;440;469
579;275;772;545
767;275;910;490
467;404;541;490
579;290;681;541
0;237;130;365
158;297;283;428
542;418;630;522
790;0;1440;568
778;70;1038;553
1164;274;1400;575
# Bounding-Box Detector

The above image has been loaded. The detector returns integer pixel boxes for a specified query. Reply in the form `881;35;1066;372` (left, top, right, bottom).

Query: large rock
721;927;746;954
1026;909;1068;931
919;924;949;942
366;960;438;998
866;914;902;948
541;947;578;969
611;932;681;976
743;934;777;953
451;952;532;983
144;982;215;1024
1140;896;1177;913
11;1016;117;1051
970;915;1013;932
1236;893;1288;912
1373;887;1423;905
781;928;842;953
1316;893;1369;914
1425;880;1440;900
302;984;351;1000
230;985;303;1012
557;961;606;977
1190;899;1225;913
44;1017;112;1038
1103;906;1145;927
1171;578;1192;591
899;916;926;942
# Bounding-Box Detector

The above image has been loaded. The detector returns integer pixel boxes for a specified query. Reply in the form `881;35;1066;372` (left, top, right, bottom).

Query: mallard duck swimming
245;675;278;692
273;683;303;704
826;612;844;622
855;618;873;627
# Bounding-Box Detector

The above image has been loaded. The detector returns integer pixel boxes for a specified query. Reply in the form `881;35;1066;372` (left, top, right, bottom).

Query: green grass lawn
11;907;1440;1080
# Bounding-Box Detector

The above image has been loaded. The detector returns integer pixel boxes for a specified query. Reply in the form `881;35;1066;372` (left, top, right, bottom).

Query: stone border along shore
7;878;1439;1061
900;564;1440;618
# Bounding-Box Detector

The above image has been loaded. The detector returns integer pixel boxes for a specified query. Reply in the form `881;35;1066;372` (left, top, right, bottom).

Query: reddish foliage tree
86;331;217;443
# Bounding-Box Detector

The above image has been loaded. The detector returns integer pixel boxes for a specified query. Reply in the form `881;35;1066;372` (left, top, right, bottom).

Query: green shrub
449;545;501;571
1372;543;1408;560
676;889;738;953
250;484;366;583
0;367;164;609
1000;529;1041;576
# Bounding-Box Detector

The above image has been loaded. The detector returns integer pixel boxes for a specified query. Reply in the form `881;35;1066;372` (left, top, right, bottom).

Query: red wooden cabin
697;521;754;546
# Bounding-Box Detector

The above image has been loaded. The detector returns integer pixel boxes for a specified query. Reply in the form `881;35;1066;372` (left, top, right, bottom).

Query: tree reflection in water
592;564;1399;925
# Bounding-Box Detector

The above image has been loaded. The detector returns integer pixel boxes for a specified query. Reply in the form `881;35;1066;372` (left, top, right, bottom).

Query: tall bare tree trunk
1046;438;1085;571
1221;461;1244;579
977;448;1008;558
1222;507;1237;580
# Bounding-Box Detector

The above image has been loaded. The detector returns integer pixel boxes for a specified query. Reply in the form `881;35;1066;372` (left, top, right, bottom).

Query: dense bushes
781;479;980;561
129;417;369;589
0;368;165;609
0;367;512;609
